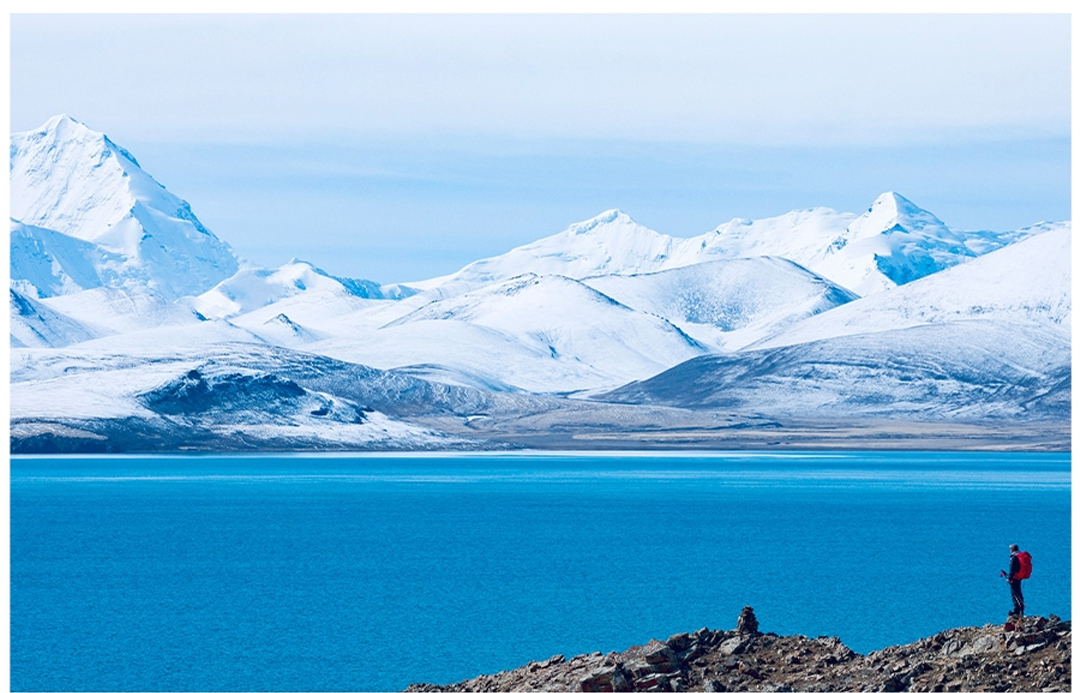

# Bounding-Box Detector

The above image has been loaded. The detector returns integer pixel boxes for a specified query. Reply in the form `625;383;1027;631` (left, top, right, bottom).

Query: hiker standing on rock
1004;544;1032;619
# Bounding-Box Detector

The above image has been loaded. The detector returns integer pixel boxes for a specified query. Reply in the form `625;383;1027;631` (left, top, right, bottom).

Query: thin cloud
11;14;1069;146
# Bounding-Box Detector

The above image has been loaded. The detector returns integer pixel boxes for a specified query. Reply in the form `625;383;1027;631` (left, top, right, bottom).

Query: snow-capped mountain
188;258;395;320
214;261;846;393
410;193;1049;299
11;115;239;300
8;115;1071;452
753;224;1071;350
811;192;988;295
599;226;1071;419
10;116;402;349
699;191;1050;296
409;209;682;294
313;273;709;394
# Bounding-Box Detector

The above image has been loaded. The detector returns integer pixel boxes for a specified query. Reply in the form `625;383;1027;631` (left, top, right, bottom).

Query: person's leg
1010;580;1025;617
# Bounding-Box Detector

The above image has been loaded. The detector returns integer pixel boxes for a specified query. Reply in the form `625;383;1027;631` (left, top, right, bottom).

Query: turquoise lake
9;451;1071;691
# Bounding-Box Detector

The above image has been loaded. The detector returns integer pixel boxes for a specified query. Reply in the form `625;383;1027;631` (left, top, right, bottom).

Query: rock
736;606;759;634
960;634;1001;656
667;632;691;652
579;664;630;692
1016;641;1047;655
627;660;655;679
633;673;669;691
408;610;1071;693
737;662;760;679
644;640;676;663
680;644;704;663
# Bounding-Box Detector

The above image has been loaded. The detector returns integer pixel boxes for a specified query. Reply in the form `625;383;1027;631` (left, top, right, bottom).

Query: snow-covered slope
754;224;1071;350
315;273;708;393
697;207;857;268
9;220;126;298
314;319;570;392
583;257;857;351
600;320;1070;421
9;343;480;451
40;286;206;337
10;289;101;348
10;115;239;299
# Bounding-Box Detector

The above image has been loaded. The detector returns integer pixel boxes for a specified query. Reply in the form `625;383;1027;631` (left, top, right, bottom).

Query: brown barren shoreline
406;607;1071;692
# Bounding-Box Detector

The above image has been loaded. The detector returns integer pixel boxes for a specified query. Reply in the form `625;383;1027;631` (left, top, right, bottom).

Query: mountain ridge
8;115;1072;452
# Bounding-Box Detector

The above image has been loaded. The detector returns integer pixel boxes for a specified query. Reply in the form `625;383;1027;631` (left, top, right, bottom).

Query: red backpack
1016;551;1033;580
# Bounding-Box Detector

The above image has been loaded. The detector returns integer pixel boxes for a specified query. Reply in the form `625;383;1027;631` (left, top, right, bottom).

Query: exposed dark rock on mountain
405;607;1070;692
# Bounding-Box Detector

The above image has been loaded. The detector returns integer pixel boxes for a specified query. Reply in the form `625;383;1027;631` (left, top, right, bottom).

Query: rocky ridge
405;607;1071;692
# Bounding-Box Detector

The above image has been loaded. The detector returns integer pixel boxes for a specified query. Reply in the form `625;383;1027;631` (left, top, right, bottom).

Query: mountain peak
21;114;141;170
24;113;102;150
42;113;85;132
850;191;948;240
813;192;976;294
32;113;105;146
11;116;240;300
867;191;922;218
566;209;633;235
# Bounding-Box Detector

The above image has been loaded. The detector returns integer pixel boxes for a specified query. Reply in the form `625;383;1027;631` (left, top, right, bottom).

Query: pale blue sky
10;13;1071;283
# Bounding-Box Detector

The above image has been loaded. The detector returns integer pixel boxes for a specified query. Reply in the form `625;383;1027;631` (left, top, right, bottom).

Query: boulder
666;633;691;652
642;640;679;673
579;664;630;692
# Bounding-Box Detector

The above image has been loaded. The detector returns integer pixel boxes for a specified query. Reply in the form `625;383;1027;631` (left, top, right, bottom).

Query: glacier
9;115;1071;452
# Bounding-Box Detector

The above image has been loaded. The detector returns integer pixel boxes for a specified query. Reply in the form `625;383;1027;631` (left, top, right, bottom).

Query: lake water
10;451;1071;691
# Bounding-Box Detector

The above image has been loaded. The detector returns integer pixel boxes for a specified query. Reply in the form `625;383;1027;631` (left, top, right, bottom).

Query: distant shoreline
9;443;1072;455
10;416;1070;455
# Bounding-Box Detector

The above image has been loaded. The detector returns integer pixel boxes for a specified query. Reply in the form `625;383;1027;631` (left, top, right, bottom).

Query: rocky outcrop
405;607;1070;692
